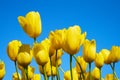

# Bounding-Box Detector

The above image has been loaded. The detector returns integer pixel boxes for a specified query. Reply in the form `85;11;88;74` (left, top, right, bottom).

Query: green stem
50;56;53;80
73;55;85;80
113;63;115;80
42;65;48;80
100;68;101;80
89;63;91;80
58;69;60;80
34;38;37;43
24;66;28;80
56;50;59;80
14;61;20;80
70;55;73;80
59;66;65;73
110;63;119;79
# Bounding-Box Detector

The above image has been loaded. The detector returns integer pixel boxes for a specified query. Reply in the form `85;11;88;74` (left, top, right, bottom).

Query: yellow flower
63;25;86;55
32;43;49;66
105;74;117;80
7;40;22;61
0;61;5;80
17;44;32;67
83;39;96;63
92;67;100;80
100;49;111;64
64;67;78;80
31;74;41;80
109;46;120;63
49;28;66;50
95;53;104;68
76;56;88;73
18;11;42;38
28;66;35;79
12;72;21;80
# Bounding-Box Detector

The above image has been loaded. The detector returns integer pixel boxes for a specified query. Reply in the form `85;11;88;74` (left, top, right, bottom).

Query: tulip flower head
49;28;66;50
0;60;5;80
31;74;41;80
92;67;100;80
109;46;120;63
7;40;22;61
95;53;104;68
83;39;96;63
63;25;86;55
100;49;111;64
32;43;49;66
17;44;32;67
64;67;78;80
76;56;88;73
12;72;21;80
18;11;42;38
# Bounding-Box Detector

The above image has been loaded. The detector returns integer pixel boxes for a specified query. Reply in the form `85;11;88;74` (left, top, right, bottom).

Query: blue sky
0;0;120;80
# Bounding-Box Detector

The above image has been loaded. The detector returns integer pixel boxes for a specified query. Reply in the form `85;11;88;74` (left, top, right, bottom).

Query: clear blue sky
0;0;120;80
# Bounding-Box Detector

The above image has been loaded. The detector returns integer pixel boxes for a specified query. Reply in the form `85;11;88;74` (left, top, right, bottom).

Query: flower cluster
1;11;119;80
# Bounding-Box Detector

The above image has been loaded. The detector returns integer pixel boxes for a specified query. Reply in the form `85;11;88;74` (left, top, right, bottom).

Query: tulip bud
76;56;88;73
12;72;21;80
17;44;32;67
100;49;111;64
0;60;5;80
95;53;104;68
18;11;42;38
83;39;96;63
7;40;22;61
109;46;120;63
32;43;49;66
64;67;78;80
31;74;41;80
92;67;100;80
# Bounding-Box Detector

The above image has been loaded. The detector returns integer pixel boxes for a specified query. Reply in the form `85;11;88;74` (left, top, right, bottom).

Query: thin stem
113;63;115;80
100;68;101;80
73;55;85;80
50;56;53;80
70;55;73;80
34;38;37;43
55;51;58;79
24;66;28;80
14;61;20;80
89;63;91;80
42;65;48;80
58;69;60;80
59;66;65;73
110;63;119;79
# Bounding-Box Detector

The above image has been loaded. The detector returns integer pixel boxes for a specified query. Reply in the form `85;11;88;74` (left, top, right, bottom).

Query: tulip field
0;11;120;80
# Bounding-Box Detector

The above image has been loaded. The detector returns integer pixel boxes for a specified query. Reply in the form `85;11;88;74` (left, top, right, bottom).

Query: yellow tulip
12;72;21;80
105;74;117;80
0;61;5;80
100;49;111;64
63;25;86;55
49;28;66;50
31;74;41;80
83;39;96;63
109;46;120;63
18;11;42;38
32;43;49;66
7;40;22;61
95;53;104;68
17;44;32;67
64;67;78;80
76;56;88;73
92;67;100;80
28;66;35;79
38;58;50;74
